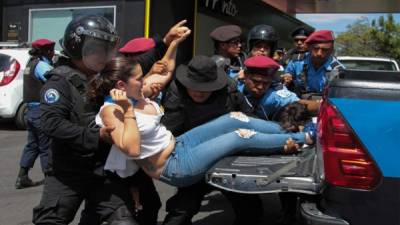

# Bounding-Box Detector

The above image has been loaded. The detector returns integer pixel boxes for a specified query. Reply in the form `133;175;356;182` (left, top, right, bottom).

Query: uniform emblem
44;89;60;104
276;89;292;98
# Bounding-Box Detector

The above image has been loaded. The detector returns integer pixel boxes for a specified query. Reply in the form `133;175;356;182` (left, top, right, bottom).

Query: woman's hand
163;20;191;46
110;89;133;112
172;25;191;44
283;138;300;154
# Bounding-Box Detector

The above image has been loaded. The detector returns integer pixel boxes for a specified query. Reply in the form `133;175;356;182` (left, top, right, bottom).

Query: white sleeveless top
96;99;173;178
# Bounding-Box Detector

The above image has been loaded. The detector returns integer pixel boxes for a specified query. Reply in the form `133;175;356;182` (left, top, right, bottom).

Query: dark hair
275;102;311;132
88;57;139;107
28;45;53;58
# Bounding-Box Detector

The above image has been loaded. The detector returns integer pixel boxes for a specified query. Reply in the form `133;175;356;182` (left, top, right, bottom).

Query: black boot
15;167;43;189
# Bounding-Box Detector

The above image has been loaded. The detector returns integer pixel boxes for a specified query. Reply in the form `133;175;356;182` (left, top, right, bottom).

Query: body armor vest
23;58;42;103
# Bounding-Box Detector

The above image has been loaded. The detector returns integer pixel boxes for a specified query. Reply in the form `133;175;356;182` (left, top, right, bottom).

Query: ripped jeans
160;112;306;187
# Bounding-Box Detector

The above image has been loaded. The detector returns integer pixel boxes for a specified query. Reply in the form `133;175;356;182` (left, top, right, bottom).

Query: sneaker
15;176;44;189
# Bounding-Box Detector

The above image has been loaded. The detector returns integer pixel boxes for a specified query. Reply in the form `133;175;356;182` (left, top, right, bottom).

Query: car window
0;53;14;72
340;60;397;71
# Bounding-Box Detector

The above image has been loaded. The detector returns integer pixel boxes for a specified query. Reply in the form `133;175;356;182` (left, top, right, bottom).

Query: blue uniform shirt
237;80;299;120
29;57;53;108
285;53;343;93
34;57;53;83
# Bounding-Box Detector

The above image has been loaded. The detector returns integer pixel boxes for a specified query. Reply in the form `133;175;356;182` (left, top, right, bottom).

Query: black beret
210;25;242;42
291;26;314;38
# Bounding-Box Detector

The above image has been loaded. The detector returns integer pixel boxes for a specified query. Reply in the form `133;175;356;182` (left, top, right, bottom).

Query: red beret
119;37;155;54
31;38;55;48
244;56;280;76
244;56;280;69
305;30;334;44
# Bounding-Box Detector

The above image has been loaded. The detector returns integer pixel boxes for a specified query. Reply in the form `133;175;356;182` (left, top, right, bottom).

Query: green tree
336;17;377;56
370;14;400;59
336;14;400;59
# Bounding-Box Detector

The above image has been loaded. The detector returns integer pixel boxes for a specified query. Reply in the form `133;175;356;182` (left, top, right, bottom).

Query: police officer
245;24;289;89
209;25;245;79
161;55;261;225
119;37;155;58
239;55;319;225
247;24;279;58
119;36;166;75
281;26;314;67
238;55;320;118
33;16;138;225
15;38;55;189
283;30;344;99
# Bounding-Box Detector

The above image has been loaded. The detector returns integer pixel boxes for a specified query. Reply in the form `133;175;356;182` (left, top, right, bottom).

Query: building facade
1;0;311;62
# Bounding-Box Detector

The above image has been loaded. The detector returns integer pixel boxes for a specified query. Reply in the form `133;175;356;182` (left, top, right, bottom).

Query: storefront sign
7;23;21;41
203;0;238;17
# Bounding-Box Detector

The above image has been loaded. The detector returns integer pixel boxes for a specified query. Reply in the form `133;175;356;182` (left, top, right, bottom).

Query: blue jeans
160;113;306;187
20;106;50;173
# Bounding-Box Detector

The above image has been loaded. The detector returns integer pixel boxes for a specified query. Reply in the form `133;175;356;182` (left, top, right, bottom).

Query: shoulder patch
276;89;293;98
44;88;60;104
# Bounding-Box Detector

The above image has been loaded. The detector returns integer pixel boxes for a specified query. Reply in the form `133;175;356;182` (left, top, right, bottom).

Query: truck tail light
318;99;382;190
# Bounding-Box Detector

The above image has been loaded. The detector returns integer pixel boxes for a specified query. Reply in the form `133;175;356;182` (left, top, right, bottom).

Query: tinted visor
82;37;118;72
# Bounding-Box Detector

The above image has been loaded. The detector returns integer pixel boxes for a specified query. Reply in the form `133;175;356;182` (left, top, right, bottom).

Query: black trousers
126;169;162;225
33;173;136;225
162;180;263;225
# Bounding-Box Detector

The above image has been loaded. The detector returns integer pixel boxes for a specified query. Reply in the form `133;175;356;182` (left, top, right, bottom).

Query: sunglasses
226;38;241;46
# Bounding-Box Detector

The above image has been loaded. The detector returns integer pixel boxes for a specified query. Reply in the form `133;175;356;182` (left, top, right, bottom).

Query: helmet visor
82;37;118;72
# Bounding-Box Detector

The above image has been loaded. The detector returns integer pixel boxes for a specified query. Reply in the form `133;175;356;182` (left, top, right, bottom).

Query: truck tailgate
206;147;323;194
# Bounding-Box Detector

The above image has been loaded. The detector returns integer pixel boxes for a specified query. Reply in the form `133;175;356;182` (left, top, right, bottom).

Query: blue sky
296;13;400;35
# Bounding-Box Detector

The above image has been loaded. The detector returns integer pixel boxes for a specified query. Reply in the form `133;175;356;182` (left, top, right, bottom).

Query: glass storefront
30;6;115;50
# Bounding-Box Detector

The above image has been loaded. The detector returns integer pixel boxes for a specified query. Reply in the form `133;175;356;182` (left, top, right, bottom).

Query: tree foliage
336;14;400;59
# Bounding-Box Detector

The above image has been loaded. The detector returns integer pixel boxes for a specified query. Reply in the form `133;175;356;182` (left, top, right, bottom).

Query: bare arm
142;20;191;98
101;89;141;157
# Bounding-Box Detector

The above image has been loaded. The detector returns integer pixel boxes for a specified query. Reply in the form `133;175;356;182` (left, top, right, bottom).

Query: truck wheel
14;103;27;130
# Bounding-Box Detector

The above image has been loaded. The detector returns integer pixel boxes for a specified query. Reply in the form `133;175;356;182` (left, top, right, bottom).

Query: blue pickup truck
206;69;400;225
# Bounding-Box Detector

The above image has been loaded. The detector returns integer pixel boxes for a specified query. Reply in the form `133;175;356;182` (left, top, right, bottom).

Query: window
29;6;116;50
341;60;397;71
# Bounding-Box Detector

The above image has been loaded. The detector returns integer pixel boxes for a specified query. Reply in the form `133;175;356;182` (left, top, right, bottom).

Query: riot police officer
33;16;138;225
16;38;55;189
247;24;279;58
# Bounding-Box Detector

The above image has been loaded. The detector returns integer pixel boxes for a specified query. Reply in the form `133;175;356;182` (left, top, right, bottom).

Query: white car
337;56;400;71
0;47;31;129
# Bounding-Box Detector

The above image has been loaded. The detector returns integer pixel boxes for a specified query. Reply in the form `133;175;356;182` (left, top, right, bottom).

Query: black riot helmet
60;15;119;72
247;25;278;57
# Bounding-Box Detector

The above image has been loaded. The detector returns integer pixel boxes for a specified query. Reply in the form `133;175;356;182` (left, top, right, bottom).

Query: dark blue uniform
20;57;53;174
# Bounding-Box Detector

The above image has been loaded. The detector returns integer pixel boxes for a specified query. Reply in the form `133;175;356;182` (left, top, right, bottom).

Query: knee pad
106;206;139;225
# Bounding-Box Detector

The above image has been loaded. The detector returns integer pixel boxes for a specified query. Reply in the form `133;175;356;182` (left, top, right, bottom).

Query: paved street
0;122;282;225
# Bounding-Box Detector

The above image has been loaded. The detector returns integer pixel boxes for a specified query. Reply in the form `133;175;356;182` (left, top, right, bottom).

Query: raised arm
142;20;191;98
101;89;141;157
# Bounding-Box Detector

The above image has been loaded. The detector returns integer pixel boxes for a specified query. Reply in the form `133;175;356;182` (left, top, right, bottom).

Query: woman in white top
90;55;313;187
